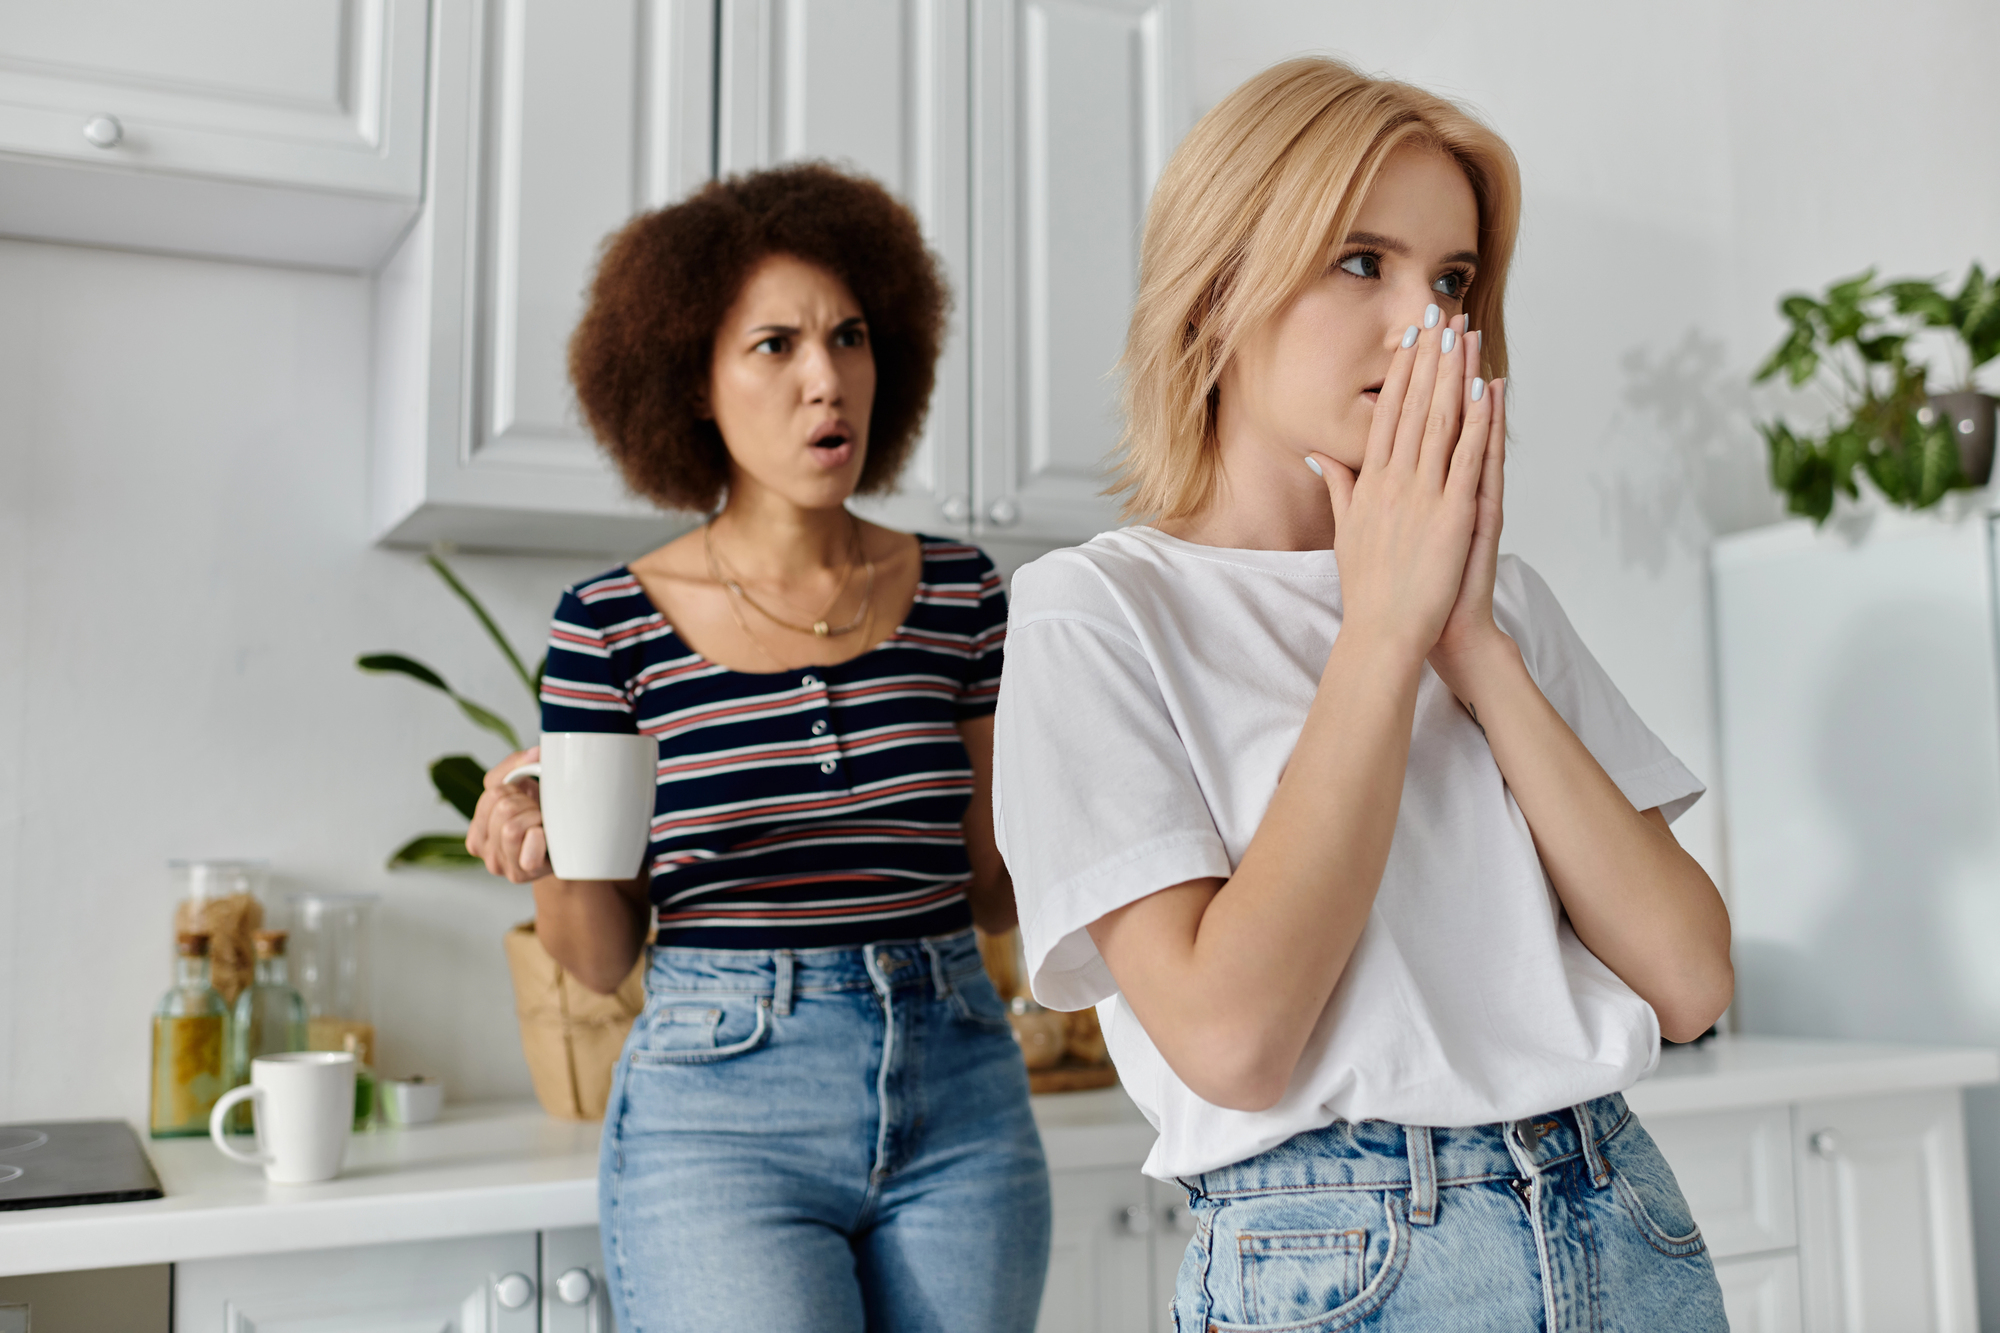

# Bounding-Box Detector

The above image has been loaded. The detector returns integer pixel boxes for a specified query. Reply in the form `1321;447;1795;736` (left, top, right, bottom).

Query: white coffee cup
208;1051;356;1184
504;732;655;881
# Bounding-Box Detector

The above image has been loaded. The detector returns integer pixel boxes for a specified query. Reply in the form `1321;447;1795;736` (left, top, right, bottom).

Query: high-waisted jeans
1172;1094;1728;1332
599;928;1052;1332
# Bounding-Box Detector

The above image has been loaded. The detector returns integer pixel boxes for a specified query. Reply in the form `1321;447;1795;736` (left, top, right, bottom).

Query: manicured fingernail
1401;325;1419;349
1424;304;1441;329
1441;328;1456;354
1471;377;1485;402
1304;456;1323;476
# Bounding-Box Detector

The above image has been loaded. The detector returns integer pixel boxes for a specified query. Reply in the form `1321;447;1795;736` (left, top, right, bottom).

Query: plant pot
1929;391;1997;487
500;922;645;1120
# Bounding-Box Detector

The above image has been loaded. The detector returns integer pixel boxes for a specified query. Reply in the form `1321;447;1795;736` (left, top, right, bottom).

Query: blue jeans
1173;1094;1727;1331
599;928;1052;1332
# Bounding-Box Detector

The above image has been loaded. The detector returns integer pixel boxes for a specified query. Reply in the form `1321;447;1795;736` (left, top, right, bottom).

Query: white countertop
4;1035;1992;1278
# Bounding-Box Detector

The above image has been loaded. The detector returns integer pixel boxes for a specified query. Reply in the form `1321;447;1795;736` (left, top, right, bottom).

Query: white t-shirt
993;526;1703;1181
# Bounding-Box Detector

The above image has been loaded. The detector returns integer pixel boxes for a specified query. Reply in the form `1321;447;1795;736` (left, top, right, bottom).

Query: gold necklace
706;517;876;638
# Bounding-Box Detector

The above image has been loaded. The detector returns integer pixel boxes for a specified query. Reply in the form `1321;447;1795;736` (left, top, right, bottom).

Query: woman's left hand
1427;331;1509;695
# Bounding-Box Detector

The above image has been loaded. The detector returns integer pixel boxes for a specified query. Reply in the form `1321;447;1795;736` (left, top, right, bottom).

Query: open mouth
1362;381;1385;401
809;421;853;451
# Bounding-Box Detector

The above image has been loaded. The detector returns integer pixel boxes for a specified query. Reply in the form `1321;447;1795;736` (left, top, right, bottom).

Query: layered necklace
705;515;876;668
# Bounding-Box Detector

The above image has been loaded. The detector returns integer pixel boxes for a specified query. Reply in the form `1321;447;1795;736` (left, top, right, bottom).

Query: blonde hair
1112;57;1521;521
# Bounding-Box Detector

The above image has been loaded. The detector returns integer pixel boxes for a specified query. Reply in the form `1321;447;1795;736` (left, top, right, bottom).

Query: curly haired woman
467;164;1050;1332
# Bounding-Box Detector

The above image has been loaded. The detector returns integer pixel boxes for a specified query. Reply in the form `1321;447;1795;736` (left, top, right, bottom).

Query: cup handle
209;1086;268;1166
503;761;542;786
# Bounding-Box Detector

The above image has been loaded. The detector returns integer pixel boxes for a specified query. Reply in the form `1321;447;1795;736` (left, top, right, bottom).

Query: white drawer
1636;1105;1796;1257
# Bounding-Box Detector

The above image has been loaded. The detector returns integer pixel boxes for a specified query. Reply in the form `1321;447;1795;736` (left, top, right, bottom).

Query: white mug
208;1051;356;1184
505;732;655;881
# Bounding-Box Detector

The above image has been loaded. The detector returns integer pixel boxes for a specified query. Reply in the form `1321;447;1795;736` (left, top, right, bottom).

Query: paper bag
501;921;646;1120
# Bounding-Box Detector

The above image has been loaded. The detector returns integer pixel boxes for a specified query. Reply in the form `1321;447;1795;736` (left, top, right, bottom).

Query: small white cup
382;1076;444;1126
504;733;655;881
209;1051;356;1184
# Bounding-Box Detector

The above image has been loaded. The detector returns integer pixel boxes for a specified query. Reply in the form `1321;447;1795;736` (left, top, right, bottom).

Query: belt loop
1574;1099;1610;1189
920;937;950;999
772;950;795;1017
1406;1124;1438;1226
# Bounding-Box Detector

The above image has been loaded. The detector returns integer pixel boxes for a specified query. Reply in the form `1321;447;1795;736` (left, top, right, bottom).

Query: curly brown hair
568;162;949;513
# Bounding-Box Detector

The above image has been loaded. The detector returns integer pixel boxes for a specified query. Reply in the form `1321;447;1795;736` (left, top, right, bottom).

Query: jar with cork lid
150;932;230;1137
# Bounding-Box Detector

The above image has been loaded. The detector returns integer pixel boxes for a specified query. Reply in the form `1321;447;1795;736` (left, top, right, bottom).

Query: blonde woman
994;60;1732;1330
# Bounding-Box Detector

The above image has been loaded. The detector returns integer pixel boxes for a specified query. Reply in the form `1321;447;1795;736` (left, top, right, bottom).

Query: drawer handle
555;1266;595;1305
82;115;123;149
1118;1203;1155;1235
1810;1130;1840;1159
493;1271;535;1309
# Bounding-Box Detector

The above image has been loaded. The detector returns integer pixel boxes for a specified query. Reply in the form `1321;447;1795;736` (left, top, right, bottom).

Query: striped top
539;537;1006;948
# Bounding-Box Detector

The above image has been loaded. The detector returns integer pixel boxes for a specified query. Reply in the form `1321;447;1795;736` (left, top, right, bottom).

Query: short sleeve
1496;556;1703;822
539;584;639;735
994;567;1233;1011
954;548;1008;719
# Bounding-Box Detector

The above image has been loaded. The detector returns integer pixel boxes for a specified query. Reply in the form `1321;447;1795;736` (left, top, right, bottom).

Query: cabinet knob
82;115;123;149
939;494;971;523
555;1267;595;1305
985;498;1021;527
1118;1203;1155;1235
493;1271;535;1309
1810;1130;1840;1158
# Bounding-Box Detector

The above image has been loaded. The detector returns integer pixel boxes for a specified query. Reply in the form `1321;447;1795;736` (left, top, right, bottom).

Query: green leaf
455;697;523;752
1854;333;1907;365
431;754;487;821
427;552;539;702
388;834;482;868
1779;293;1821;326
357;653;450;693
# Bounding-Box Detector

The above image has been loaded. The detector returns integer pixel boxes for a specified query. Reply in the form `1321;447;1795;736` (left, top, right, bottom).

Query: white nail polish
1441;328;1456;354
1401;325;1419;349
1424;304;1441;329
1304;456;1324;476
1471;377;1485;402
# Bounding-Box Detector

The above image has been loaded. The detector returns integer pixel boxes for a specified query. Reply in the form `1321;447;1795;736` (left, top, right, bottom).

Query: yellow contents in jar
150;1014;227;1135
308;1017;375;1068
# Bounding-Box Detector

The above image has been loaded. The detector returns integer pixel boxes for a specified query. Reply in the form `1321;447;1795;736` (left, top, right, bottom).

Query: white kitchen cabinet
540;1226;613;1333
174;1231;540;1332
1713;1253;1804;1333
970;0;1185;544
0;0;429;270
1792;1089;1981;1333
715;0;976;541
1039;1166;1154;1333
370;0;714;554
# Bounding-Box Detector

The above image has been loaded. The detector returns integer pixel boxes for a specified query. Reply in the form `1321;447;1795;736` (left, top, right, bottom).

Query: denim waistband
1187;1093;1630;1210
644;926;986;1000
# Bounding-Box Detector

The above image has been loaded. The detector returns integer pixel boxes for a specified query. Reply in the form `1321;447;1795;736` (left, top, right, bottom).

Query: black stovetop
0;1120;164;1211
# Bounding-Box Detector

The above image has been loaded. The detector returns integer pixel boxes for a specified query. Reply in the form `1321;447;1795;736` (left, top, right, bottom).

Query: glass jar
170;860;269;1008
290;893;378;1067
151;932;230;1137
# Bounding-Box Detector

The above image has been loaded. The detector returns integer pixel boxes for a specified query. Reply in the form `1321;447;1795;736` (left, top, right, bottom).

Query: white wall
1189;0;2000;1319
0;239;628;1120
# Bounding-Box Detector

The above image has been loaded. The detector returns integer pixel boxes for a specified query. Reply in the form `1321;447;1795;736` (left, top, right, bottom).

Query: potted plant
359;555;642;1120
1754;264;1996;524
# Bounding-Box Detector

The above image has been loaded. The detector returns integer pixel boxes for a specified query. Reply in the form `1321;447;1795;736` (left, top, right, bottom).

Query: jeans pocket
946;967;1016;1033
628;995;772;1066
1604;1115;1708;1258
1208;1192;1409;1332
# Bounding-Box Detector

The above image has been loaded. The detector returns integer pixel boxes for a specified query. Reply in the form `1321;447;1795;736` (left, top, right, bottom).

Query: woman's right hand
466;747;551;883
1306;307;1494;666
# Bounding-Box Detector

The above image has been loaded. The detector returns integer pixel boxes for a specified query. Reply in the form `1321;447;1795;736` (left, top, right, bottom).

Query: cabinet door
1147;1179;1195;1332
1039;1166;1154;1333
1641;1105;1796;1259
174;1232;540;1332
1713;1253;1803;1333
715;0;974;538
970;0;1187;545
541;1226;614;1333
0;0;428;268
1793;1089;1981;1333
372;0;716;553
